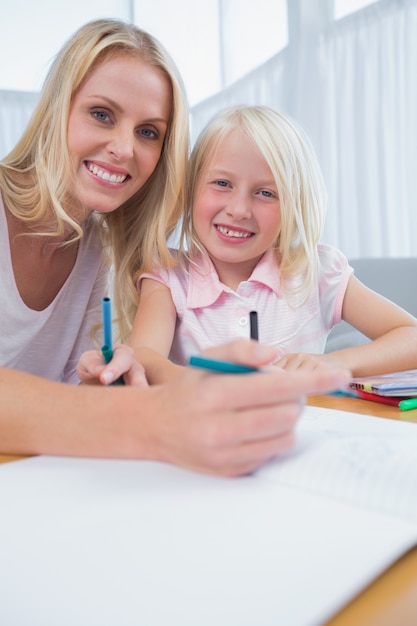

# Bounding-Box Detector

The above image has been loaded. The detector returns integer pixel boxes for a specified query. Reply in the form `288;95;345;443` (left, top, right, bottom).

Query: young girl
130;104;417;383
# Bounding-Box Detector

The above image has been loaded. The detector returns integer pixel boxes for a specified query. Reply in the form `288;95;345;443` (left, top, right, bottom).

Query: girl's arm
329;275;417;375
277;275;417;376
130;278;183;384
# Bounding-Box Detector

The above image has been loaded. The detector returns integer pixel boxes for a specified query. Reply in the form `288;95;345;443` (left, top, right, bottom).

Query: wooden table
1;394;417;626
0;453;27;464
308;395;417;626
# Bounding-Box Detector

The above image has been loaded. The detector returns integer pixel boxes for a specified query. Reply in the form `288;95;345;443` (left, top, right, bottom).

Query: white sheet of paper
0;406;416;626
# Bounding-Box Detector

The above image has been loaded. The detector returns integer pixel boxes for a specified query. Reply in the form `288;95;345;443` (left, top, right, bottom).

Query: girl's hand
77;344;148;387
275;352;350;373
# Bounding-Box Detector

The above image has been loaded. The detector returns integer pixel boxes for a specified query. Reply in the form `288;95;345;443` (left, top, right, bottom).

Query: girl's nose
225;195;252;219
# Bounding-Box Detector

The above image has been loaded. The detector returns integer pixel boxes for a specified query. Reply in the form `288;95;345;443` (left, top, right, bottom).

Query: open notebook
0;406;417;626
350;369;417;396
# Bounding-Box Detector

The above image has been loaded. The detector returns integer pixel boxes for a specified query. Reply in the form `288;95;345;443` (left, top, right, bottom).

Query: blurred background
1;0;416;259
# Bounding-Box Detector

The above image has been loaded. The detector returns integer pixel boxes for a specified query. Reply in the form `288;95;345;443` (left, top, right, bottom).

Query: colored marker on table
328;389;360;399
101;296;125;385
398;398;417;412
250;311;259;341
355;390;401;406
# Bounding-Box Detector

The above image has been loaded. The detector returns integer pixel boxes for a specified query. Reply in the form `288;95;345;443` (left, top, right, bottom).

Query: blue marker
101;296;124;385
189;355;258;374
102;296;113;354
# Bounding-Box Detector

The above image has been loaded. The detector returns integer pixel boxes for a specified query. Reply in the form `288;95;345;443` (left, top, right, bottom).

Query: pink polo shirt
138;243;352;365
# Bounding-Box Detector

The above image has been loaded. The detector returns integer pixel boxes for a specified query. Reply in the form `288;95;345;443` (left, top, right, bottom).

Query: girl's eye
257;189;278;199
215;180;229;188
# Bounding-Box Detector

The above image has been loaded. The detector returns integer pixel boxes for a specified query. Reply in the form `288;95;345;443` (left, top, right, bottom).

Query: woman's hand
147;340;350;476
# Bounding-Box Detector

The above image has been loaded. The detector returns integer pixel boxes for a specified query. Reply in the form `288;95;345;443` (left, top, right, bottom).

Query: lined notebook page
258;406;417;523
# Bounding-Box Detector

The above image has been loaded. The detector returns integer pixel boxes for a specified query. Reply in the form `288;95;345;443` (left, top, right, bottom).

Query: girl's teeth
87;162;127;183
217;225;251;238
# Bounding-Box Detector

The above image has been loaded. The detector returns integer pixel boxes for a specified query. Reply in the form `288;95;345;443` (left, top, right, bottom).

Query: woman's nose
107;127;134;161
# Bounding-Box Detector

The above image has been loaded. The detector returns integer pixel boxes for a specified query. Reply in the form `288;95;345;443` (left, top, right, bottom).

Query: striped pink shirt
138;244;352;365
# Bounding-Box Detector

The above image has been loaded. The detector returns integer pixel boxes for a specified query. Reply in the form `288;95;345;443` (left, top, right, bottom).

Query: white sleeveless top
0;194;109;383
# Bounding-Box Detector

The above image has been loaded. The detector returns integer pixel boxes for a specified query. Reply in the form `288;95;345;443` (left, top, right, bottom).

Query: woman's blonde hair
0;18;189;341
180;104;326;300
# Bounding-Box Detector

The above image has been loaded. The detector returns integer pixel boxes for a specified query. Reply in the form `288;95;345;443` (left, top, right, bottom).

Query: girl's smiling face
192;128;281;288
67;54;172;217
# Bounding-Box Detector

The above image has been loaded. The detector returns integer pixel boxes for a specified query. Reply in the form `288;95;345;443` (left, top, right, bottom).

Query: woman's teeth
87;162;127;183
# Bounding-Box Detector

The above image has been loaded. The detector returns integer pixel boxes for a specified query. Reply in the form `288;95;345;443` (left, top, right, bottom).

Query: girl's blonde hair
0;18;189;341
180;104;326;300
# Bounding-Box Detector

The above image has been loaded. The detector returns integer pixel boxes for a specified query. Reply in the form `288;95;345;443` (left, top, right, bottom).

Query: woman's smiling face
67;54;172;217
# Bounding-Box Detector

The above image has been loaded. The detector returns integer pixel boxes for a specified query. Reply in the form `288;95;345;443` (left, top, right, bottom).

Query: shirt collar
187;249;282;308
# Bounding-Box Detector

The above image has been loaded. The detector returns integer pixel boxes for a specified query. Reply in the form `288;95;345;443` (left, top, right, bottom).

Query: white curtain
1;1;416;259
319;0;417;258
191;0;417;259
0;90;39;159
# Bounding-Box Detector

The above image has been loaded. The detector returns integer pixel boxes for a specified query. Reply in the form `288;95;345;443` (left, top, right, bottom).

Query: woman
0;19;348;476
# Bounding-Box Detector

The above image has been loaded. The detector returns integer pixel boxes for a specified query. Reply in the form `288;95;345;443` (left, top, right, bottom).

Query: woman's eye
92;110;110;123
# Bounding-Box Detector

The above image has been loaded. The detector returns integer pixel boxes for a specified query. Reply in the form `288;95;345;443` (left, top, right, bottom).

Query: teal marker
189;355;258;374
101;297;125;385
398;398;417;411
101;344;114;365
102;296;113;351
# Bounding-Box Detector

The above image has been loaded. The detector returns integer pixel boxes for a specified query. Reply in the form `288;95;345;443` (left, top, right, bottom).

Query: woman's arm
0;341;349;476
329;275;417;376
